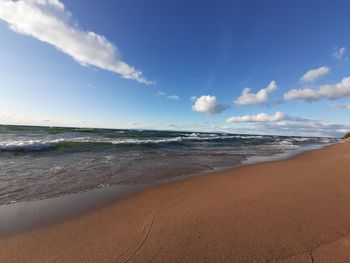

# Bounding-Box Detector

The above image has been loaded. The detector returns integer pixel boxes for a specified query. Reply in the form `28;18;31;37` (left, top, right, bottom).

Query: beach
1;0;350;262
1;142;350;262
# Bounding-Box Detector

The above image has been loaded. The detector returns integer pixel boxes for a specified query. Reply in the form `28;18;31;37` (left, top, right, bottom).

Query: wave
0;139;65;152
275;140;299;147
0;133;335;153
0;135;229;152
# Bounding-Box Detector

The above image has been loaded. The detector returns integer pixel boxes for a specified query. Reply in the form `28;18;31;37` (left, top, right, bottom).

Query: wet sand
1;143;350;262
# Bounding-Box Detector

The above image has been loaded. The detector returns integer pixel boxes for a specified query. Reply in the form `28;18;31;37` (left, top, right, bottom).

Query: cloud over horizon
226;112;285;123
234;80;278;106
0;0;152;84
192;95;228;115
226;111;349;137
300;66;330;82
284;76;350;102
253;119;349;138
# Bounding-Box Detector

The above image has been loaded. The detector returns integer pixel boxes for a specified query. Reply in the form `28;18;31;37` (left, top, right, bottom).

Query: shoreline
1;142;350;262
0;142;336;235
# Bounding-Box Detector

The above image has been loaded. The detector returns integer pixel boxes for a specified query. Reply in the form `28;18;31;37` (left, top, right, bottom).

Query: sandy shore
1;143;350;262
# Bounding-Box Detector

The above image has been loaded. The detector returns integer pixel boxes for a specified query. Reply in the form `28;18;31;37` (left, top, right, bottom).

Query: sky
1;0;350;137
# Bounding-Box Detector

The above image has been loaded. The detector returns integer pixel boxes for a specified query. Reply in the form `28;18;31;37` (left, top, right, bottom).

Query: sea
0;125;338;205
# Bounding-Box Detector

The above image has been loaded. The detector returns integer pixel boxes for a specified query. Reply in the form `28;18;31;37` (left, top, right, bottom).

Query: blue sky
1;0;350;137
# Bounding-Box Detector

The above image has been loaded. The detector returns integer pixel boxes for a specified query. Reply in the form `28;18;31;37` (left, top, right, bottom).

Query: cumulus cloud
226;112;285;123
0;0;152;84
156;91;180;100
300;66;330;82
333;46;347;60
234;80;278;106
226;111;349;137
192;95;228;115
284;76;350;102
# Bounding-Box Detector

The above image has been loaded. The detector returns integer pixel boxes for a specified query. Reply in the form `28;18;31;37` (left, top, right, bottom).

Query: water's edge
0;142;338;236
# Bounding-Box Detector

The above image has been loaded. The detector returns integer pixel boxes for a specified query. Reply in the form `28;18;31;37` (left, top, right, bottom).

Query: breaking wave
0;134;335;153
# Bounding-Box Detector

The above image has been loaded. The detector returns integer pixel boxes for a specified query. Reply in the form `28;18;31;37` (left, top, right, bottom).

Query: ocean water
0;125;337;205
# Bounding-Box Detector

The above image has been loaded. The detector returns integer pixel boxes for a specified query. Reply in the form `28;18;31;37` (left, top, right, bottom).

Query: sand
1;143;350;262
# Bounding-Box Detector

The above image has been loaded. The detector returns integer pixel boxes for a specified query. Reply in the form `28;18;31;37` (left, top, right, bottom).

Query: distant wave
0;135;234;152
0;134;333;153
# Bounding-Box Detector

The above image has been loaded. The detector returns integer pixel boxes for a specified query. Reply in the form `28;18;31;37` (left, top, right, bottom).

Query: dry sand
1;143;350;262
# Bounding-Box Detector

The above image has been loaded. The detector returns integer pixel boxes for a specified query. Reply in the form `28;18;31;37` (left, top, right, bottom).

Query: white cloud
0;0;152;84
226;111;350;137
333;104;350;110
284;76;350;102
234;80;278;106
192;95;228;115
333;46;347;60
166;95;179;100
166;123;178;128
156;91;179;100
300;66;330;82
129;122;140;126
226;112;285;123
253;119;349;137
0;115;13;120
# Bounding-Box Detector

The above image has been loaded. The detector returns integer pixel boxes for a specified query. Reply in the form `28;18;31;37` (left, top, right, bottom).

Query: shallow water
0;125;338;205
